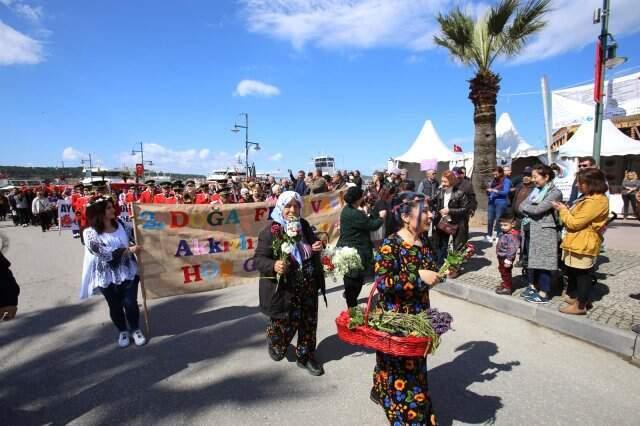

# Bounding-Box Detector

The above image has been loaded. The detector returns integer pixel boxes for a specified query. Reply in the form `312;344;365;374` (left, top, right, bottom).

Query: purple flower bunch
427;308;453;336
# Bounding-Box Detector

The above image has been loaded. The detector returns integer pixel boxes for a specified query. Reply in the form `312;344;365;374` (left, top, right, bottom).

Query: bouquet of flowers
347;306;453;354
271;219;302;282
322;246;363;281
437;242;475;279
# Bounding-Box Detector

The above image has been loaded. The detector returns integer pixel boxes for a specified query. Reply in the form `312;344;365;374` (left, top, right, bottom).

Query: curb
433;279;640;365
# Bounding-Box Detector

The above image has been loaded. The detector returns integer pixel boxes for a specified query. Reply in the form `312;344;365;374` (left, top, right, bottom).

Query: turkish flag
453;144;463;153
594;39;603;103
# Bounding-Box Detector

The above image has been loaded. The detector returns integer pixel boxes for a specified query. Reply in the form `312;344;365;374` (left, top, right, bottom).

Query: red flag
594;39;603;103
453;144;463;153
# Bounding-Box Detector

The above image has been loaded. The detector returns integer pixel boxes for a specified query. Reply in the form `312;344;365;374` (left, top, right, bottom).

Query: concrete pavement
1;222;640;425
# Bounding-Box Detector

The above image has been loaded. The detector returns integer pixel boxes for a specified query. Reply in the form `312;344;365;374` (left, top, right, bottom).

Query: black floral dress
371;233;437;426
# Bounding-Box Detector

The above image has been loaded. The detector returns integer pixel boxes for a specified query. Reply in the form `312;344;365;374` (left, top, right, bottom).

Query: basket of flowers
335;283;453;357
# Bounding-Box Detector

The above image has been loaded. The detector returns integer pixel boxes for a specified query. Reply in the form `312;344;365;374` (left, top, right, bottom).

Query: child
495;214;520;295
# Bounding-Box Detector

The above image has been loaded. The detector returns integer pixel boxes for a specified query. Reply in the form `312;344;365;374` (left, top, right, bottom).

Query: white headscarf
271;191;303;226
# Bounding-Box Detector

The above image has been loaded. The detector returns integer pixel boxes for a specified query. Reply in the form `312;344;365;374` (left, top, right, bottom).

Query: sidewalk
434;220;640;362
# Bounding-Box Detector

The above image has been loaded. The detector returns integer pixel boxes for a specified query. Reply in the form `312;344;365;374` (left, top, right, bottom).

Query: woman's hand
274;260;287;275
419;269;440;287
311;241;324;252
378;210;387;219
439;208;449;216
551;201;566;211
128;245;141;254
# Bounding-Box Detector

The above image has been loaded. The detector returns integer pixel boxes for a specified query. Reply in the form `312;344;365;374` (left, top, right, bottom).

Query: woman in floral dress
371;192;441;426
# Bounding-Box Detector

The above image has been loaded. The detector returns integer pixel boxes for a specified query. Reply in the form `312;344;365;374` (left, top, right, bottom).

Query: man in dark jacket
417;169;439;202
288;169;308;196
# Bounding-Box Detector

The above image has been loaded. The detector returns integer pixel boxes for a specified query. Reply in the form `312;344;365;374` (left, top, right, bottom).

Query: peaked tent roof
558;119;640;157
496;113;542;159
395;120;455;163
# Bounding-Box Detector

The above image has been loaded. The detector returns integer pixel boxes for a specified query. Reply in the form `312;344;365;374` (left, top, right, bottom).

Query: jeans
528;269;552;293
565;265;592;308
487;201;508;236
343;274;364;308
100;278;140;332
622;192;637;217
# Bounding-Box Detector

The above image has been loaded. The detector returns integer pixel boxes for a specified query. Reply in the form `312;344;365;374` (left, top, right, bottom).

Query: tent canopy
496;112;544;160
558;119;640;157
395;120;455;163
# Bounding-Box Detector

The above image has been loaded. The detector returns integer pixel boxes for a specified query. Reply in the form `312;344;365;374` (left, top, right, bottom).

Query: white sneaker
118;331;131;348
483;235;491;242
131;329;147;346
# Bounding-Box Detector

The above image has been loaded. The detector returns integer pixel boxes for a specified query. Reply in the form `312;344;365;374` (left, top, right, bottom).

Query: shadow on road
0;294;307;425
430;340;519;426
316;333;373;364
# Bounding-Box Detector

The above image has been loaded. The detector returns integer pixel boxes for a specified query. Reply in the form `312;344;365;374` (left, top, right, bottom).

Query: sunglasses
578;164;590;169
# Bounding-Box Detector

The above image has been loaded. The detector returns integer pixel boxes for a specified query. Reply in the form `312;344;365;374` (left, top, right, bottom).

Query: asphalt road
1;222;640;425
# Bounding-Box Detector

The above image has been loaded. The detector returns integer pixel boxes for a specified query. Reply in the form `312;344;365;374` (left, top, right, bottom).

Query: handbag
437;219;458;235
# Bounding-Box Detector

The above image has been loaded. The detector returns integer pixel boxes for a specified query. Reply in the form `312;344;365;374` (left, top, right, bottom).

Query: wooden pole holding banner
130;204;151;337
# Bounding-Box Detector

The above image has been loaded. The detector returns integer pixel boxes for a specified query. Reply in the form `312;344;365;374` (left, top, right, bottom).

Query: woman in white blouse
80;197;146;348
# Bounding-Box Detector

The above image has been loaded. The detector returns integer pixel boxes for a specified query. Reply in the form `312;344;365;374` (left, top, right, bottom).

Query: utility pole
541;75;554;164
592;0;610;167
232;113;260;179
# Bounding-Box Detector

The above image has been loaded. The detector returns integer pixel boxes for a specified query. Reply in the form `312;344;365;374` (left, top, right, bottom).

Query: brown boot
559;303;586;315
563;295;577;305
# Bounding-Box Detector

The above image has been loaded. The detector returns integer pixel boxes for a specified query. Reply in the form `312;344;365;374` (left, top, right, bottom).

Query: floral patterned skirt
372;352;437;426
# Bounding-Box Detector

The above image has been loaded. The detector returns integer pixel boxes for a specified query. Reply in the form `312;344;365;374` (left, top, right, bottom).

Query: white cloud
0;20;43;65
268;153;283;161
515;0;640;63
14;3;43;24
242;0;640;63
198;148;210;159
62;147;87;161
233;79;281;97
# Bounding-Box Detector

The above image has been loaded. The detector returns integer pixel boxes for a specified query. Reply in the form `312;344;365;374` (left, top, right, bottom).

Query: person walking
519;164;563;304
336;186;384;308
15;190;30;227
553;168;609;315
486;166;512;242
79;197;146;348
254;191;327;376
621;170;639;220
371;192;440;425
31;191;51;232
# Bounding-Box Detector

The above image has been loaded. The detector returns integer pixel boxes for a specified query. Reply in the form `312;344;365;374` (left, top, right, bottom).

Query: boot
563;295;577;305
559;303;586;315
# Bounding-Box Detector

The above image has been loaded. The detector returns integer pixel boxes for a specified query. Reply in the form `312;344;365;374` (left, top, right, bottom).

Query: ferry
207;167;247;182
313;155;336;176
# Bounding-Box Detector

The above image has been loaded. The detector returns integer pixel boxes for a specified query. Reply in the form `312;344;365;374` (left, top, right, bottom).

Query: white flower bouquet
322;246;363;280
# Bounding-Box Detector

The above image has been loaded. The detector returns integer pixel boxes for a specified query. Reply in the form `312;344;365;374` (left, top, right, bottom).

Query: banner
552;158;578;201
57;200;74;232
119;201;132;223
133;191;344;299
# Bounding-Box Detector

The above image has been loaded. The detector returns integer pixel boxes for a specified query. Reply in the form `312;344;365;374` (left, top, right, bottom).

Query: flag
453;144;463;153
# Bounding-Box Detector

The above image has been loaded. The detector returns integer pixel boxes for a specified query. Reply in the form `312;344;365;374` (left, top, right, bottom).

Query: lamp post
592;0;628;166
131;142;154;194
231;113;260;179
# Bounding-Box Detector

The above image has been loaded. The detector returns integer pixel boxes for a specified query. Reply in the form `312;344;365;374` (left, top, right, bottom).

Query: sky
1;0;640;176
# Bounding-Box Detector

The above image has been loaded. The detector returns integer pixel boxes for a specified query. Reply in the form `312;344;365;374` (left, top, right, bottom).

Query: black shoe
296;357;324;376
268;345;285;362
495;287;513;295
630;293;640;301
370;390;382;406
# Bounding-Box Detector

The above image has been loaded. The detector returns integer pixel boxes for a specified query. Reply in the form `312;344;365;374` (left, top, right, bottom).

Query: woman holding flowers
371;192;441;426
337;186;385;308
255;191;327;376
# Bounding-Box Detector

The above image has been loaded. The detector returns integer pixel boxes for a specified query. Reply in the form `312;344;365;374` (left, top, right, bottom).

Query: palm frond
487;0;518;36
505;0;552;54
433;8;475;63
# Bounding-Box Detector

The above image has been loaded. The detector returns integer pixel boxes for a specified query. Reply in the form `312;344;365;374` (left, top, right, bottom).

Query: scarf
522;183;551;226
271;191;310;266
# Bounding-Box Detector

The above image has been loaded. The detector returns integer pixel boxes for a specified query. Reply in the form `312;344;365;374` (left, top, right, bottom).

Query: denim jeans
528;269;552;293
100;277;140;332
487;201;508;236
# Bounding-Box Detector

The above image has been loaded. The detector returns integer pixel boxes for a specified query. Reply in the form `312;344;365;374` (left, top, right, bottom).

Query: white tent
496;112;545;160
395;120;455;163
558;119;640;157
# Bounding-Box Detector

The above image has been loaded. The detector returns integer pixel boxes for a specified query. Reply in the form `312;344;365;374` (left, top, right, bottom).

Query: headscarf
271;191;310;266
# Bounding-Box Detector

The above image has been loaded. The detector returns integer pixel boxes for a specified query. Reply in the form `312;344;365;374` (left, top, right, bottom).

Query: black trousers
100;278;140;332
37;212;50;231
17;208;29;225
565;265;592;308
344;274;365;308
622;192;637;217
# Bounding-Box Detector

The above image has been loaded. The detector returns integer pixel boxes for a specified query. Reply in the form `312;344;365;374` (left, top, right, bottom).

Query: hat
173;182;185;190
73;183;84;190
93;180;108;191
172;180;183;187
185;179;196;186
344;186;364;204
160;181;171;188
523;166;533;177
144;179;156;185
390;168;401;175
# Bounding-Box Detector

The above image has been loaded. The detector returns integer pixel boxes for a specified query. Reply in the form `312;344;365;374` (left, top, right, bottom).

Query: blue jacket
488;177;511;205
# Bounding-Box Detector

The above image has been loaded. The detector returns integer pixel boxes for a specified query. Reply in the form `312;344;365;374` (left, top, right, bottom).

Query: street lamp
231;113;261;179
592;0;629;166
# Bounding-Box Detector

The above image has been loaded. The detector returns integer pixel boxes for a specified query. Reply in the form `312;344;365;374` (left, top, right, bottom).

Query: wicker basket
335;284;433;357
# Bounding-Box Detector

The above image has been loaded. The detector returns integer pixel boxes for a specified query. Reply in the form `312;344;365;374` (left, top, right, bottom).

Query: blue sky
1;0;640;175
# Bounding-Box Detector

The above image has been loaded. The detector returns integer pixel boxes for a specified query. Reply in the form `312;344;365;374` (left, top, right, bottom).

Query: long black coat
254;218;326;319
336;204;383;277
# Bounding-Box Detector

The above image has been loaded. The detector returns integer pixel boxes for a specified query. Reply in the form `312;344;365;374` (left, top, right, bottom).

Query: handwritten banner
57;200;74;232
133;191;344;299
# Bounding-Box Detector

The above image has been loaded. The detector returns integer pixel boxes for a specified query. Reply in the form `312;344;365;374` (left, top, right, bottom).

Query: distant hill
0;166;205;182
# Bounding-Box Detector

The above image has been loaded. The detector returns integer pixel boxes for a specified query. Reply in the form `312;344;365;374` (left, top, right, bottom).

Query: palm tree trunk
469;70;500;225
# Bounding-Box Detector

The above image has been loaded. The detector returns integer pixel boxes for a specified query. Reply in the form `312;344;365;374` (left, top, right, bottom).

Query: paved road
1;222;640;425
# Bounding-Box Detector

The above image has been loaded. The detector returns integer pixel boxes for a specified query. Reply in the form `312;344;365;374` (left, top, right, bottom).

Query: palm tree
434;0;551;216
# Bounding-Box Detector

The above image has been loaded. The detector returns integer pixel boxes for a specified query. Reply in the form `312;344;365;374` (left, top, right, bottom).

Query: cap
184;179;196;186
523;166;533;177
172;180;183;187
173;182;185;190
144;179;156;185
160;181;172;188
